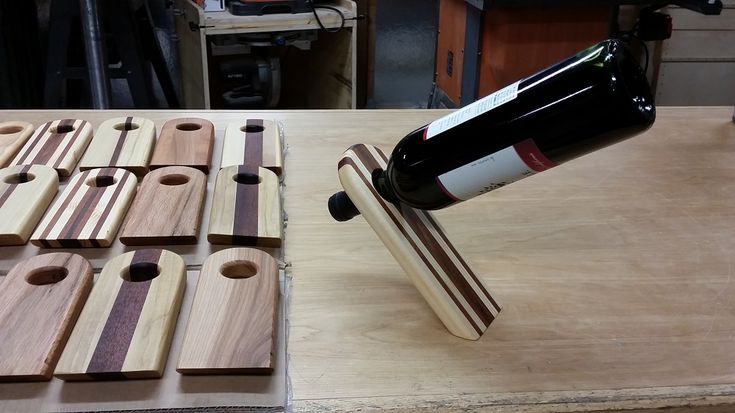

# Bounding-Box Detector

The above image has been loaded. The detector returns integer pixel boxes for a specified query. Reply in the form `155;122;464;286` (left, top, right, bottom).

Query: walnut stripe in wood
0;121;34;167
221;119;283;175
31;168;137;248
149;118;214;174
336;144;501;340
177;248;279;375
55;249;186;380
79;116;156;176
119;166;207;245
0;253;93;381
207;165;282;247
0;165;59;245
10;119;93;177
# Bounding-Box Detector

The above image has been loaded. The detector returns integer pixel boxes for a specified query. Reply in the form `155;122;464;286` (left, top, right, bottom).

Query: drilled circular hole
121;262;160;282
26;266;68;285
3;173;35;184
0;125;23;134
113;122;140;131
159;174;190;186
220;260;258;279
232;172;262;185
51;124;75;134
85;175;117;187
176;123;202;131
240;125;264;133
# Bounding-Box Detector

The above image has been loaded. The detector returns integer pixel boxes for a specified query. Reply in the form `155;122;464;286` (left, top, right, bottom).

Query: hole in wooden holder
121;262;160;282
159;174;190;186
233;172;261;185
0;125;23;134
240;125;265;133
113;122;140;131
26;266;68;285
176;123;202;131
3;173;35;184
220;260;258;279
86;175;117;187
51;124;75;134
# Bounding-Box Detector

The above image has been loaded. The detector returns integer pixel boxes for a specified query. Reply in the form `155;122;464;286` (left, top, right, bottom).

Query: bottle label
425;81;520;139
436;139;556;201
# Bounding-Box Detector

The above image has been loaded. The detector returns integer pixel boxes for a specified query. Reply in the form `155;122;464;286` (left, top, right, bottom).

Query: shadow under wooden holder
336;144;501;340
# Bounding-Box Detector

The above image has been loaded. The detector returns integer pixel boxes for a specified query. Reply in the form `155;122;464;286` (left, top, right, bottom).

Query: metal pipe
79;0;111;109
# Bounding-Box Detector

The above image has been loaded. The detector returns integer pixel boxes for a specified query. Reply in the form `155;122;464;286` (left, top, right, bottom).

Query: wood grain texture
0;121;34;167
149;118;214;173
337;144;501;340
55;249;186;380
9;119;93;177
207;165;282;247
177;248;279;374
79;116;156;176
0;253;92;381
220;119;283;175
119;166;207;245
0;164;58;245
31;168;137;248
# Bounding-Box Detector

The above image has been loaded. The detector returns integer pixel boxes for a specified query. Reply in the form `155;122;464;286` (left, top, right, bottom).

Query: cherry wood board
119;166;207;245
79;116;156;176
0;121;34;168
221;119;283;175
178;248;279;374
149;118;214;174
337;143;501;340
55;249;186;380
31;168;137;248
0;164;58;246
0;253;92;381
207;165;282;247
9;119;93;177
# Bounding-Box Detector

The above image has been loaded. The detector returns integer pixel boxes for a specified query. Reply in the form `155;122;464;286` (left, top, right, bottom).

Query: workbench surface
2;108;735;412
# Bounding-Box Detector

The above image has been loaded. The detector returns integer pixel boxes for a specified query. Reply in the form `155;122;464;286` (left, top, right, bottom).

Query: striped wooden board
9;119;93;177
207;165;282;247
31;168;137;248
221;119;283;176
0;121;34;167
119;166;207;245
337;144;501;340
177;248;279;375
55;249;186;380
0;253;93;381
149;118;214;174
0;164;59;246
79;116;156;176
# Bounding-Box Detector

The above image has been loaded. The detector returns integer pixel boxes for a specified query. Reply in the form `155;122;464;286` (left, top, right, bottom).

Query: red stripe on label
513;139;556;173
422;128;428;141
435;177;460;202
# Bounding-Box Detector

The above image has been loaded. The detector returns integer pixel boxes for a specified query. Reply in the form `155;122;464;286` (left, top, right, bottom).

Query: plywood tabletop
0;108;734;412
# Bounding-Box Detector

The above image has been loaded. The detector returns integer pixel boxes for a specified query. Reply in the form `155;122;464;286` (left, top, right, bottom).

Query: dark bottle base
328;191;361;222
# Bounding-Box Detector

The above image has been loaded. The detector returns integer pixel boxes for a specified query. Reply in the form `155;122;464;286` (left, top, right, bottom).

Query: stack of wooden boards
0;116;284;382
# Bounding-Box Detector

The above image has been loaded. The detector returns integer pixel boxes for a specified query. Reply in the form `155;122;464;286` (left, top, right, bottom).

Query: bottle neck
372;168;400;204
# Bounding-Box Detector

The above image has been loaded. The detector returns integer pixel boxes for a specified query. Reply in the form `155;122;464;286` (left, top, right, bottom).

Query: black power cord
310;2;365;33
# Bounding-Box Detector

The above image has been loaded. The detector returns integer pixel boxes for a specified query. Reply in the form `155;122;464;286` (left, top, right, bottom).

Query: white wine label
425;81;520;139
436;139;556;201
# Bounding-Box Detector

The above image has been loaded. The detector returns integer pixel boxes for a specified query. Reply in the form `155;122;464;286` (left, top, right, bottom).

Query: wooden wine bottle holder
337;144;501;340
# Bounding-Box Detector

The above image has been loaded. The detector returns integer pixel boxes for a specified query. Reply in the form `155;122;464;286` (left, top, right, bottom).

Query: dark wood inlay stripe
88;170;133;241
38;170;88;240
0;165;33;209
34;119;78;165
14;122;52;165
53;120;87;168
108;117;133;166
232;165;260;243
243;119;264;167
86;249;159;377
59;180;107;241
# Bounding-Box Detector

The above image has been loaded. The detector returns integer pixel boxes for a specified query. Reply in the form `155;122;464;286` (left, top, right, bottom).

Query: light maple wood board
220;119;283;175
337;144;501;340
0;253;92;381
9;119;93;177
31;168;137;248
119;166;207;245
78;116;156;176
149;118;214;173
0;164;59;246
207;165;282;247
0;121;34;168
177;248;279;375
55;249;186;380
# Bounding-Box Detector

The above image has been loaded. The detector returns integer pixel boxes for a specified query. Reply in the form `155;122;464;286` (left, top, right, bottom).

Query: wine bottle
329;39;656;221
